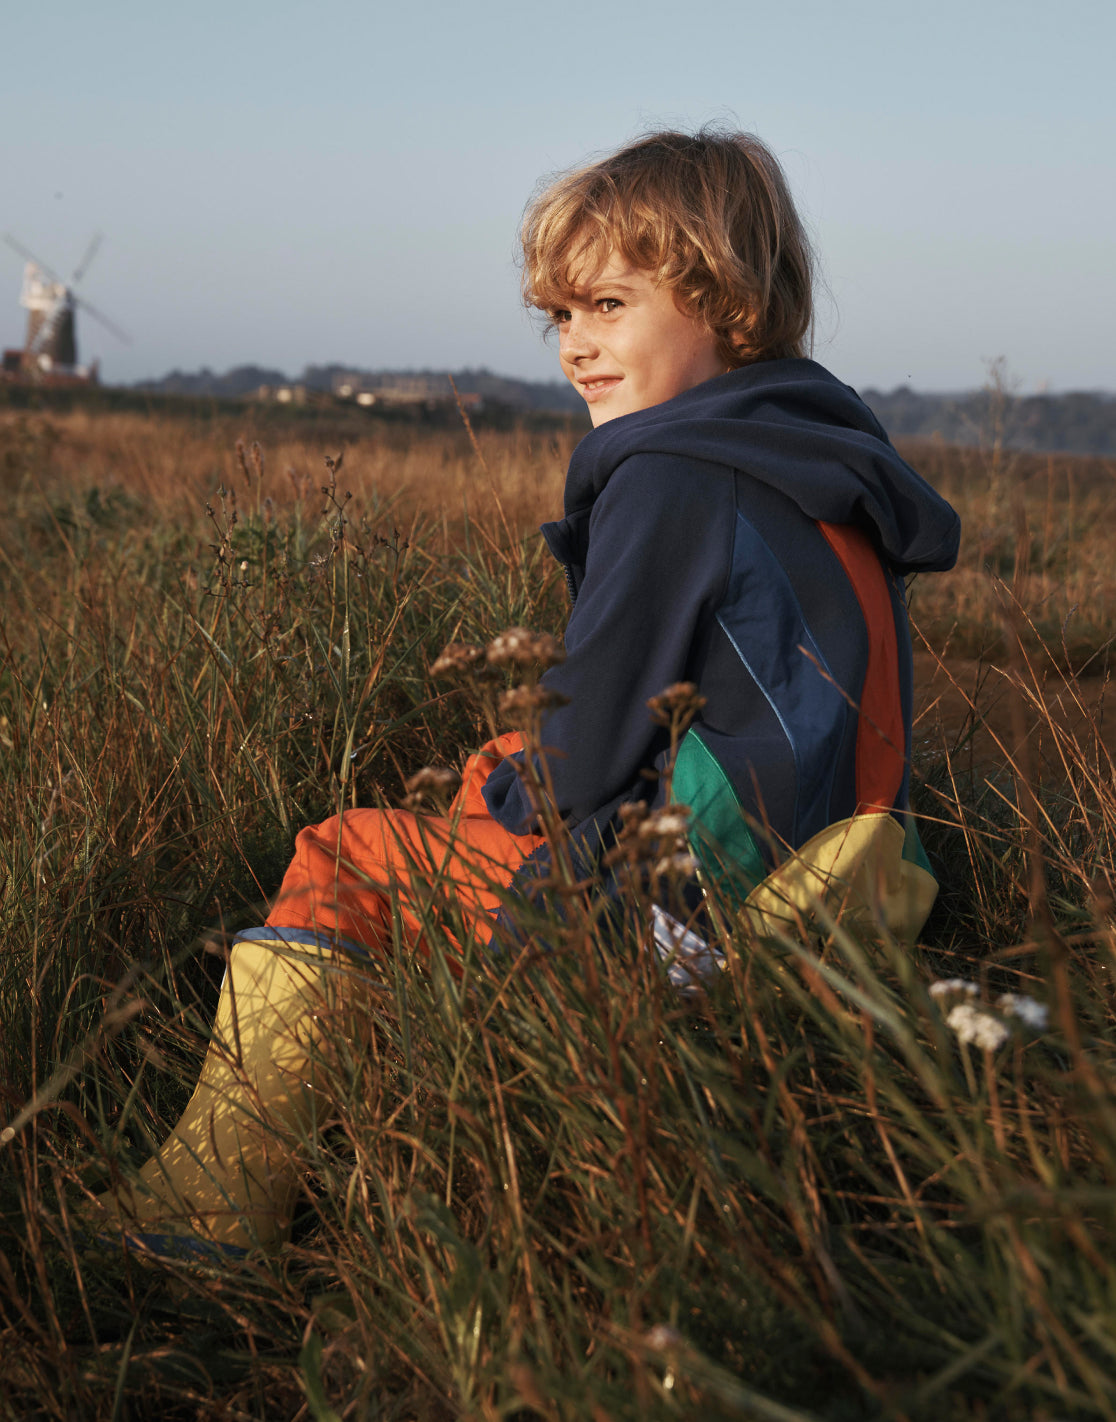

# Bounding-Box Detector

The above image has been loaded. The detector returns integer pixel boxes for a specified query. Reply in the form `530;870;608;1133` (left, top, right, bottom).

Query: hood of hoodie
548;358;960;576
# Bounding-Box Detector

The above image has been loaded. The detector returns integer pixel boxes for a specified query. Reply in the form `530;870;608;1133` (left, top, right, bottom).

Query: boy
92;129;960;1253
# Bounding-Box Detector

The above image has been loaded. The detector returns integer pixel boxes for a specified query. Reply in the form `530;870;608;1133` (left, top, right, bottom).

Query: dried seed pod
608;800;695;869
402;764;462;810
647;681;707;729
498;684;571;726
430;642;486;677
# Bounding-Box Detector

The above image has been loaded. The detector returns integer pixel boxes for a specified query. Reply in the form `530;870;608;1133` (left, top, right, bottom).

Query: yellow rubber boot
91;935;335;1254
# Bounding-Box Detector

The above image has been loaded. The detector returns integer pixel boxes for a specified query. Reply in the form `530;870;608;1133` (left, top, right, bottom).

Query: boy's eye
549;308;572;325
597;297;623;313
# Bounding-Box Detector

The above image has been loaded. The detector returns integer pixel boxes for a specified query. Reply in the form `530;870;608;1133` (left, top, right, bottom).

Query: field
1;404;1116;1420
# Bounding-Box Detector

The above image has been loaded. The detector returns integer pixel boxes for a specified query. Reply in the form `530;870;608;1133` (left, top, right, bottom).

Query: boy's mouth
578;376;622;400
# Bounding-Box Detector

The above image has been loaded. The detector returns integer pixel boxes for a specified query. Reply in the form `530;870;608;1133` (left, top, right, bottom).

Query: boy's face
550;250;725;426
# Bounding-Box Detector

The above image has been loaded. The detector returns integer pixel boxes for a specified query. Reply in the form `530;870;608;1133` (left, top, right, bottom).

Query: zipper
564;565;578;606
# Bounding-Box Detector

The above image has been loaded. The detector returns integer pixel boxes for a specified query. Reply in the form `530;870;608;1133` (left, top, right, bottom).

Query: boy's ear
724;329;749;365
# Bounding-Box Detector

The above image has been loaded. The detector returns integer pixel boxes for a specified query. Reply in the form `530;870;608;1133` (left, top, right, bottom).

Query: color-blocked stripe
234;925;372;959
817;522;905;813
885;569;915;811
673;727;766;896
716;511;850;845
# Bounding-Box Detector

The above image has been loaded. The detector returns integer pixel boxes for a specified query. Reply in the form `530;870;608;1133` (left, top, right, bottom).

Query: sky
1;0;1112;394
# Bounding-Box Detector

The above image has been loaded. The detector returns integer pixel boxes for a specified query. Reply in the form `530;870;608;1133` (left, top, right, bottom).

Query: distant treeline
861;385;1115;457
131;363;585;415
128;363;1116;456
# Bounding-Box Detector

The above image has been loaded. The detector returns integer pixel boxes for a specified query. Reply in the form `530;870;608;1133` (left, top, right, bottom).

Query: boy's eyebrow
559;273;644;302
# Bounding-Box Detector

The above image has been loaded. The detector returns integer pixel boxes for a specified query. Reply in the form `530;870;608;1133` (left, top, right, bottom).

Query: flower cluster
402;765;462;811
929;977;1049;1051
653;850;701;877
608;802;697;877
636;808;691;842
497;684;570;727
928;978;979;1002
644;1323;683;1351
994;992;1050;1031
647;681;707;730
429;643;485;678
943;1002;1011;1052
430;628;566;682
486;627;566;670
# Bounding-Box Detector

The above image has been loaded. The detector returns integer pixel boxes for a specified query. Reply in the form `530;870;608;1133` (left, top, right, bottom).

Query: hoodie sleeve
482;453;733;834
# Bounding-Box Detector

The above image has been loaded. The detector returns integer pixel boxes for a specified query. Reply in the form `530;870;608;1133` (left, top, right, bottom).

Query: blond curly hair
521;128;814;368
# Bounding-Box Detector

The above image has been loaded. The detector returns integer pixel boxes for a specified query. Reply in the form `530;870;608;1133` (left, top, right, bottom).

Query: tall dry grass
1;406;1116;1420
906;437;1116;670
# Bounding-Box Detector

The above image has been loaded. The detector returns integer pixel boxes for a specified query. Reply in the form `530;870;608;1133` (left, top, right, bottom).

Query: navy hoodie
482;358;960;874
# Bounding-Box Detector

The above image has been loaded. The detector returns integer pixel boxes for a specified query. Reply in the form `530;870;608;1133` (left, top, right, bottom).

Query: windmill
2;233;129;383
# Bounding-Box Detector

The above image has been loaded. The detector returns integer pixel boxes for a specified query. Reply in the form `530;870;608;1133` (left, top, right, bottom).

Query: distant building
1;344;100;386
253;383;317;406
329;370;483;413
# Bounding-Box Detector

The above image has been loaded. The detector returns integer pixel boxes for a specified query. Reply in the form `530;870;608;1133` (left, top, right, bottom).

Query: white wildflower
638;809;691;840
929;978;979;1000
997;993;1049;1031
486;627;534;663
652;852;699;878
644;1324;683;1352
486;627;565;669
946;1002;1010;1052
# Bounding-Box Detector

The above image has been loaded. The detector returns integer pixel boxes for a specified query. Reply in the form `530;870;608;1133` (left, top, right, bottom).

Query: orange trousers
263;733;545;955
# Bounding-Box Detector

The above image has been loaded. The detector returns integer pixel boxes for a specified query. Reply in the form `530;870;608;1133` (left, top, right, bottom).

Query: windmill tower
21;262;78;366
2;233;128;383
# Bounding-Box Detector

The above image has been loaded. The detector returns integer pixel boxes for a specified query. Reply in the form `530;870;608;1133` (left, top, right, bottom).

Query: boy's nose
559;312;598;361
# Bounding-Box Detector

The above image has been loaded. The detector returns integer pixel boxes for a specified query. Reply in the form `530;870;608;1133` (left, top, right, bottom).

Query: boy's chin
581;393;625;427
587;395;656;427
586;394;635;427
